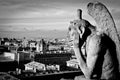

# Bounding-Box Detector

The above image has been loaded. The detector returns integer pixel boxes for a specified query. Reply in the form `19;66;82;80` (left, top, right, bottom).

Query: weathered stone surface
87;1;120;71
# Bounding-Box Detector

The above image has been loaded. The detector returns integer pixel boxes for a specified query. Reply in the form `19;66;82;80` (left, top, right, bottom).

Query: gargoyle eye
74;23;76;25
68;27;71;31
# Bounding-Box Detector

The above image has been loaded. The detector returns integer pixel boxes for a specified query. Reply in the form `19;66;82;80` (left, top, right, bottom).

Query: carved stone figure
68;1;120;80
87;1;120;70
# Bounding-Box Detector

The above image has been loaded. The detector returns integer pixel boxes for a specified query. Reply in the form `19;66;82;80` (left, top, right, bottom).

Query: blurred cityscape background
0;36;81;80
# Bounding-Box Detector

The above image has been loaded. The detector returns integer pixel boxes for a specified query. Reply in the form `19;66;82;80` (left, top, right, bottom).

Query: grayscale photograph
0;0;120;80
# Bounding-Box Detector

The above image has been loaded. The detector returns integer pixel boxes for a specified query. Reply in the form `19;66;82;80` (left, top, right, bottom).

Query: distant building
29;41;36;48
4;41;10;46
3;52;16;61
1;38;5;45
36;39;49;53
35;53;72;65
0;52;16;62
46;64;60;71
24;61;46;72
36;41;41;52
40;39;46;52
22;37;28;47
17;51;31;61
49;45;60;51
66;59;80;69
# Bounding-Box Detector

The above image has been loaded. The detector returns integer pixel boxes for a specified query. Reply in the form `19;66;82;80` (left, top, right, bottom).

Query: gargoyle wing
87;1;120;71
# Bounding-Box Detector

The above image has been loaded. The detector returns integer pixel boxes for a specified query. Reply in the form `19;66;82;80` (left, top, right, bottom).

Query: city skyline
0;0;120;38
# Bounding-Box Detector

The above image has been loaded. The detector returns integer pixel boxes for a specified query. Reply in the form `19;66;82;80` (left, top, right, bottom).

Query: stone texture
87;1;120;71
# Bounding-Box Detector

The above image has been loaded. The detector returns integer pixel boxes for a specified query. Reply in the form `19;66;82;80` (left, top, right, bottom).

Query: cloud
0;0;85;19
0;0;120;31
0;0;120;38
0;0;25;6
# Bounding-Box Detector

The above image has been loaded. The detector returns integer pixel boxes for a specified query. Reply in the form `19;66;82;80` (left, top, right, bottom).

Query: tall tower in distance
40;39;46;53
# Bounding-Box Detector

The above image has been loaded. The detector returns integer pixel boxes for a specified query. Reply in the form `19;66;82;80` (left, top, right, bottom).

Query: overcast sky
0;0;120;31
